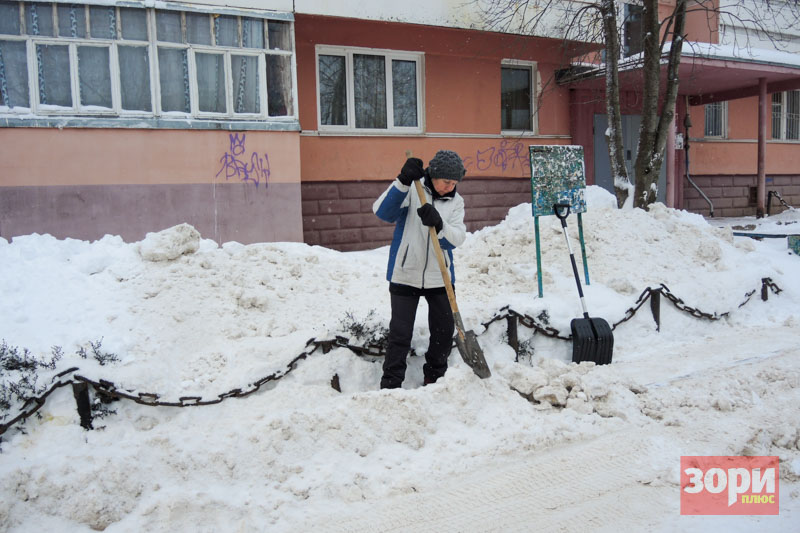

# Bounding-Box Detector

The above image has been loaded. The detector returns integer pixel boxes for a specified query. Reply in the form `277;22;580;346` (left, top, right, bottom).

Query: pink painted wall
687;95;799;175
0;128;303;243
294;14;572;183
0;128;300;187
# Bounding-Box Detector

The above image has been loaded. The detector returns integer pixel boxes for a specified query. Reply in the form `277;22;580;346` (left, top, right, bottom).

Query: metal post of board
577;213;590;285
534;215;543;297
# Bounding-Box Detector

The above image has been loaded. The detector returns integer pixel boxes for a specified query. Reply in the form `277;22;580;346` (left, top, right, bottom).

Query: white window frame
772;90;800;141
0;2;296;124
703;101;728;138
28;37;133;116
315;45;424;134
183;47;268;119
500;59;538;135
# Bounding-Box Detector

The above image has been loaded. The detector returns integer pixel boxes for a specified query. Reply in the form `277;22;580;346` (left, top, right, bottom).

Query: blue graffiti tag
216;133;270;189
462;140;529;174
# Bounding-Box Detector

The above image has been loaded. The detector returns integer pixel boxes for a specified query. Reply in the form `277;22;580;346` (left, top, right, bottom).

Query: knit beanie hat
428;150;466;181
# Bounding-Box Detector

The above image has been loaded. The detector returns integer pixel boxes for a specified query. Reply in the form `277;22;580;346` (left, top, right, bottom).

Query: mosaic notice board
530;145;587;217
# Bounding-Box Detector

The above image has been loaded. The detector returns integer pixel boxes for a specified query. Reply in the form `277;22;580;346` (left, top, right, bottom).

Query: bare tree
475;0;799;209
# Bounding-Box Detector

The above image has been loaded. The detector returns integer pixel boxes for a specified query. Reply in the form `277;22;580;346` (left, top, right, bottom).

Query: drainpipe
683;97;714;217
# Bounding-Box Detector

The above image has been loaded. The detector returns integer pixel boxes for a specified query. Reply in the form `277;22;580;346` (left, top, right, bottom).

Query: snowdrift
1;187;799;532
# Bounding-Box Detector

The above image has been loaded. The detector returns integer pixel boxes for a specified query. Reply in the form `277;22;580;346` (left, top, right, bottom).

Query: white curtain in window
0;3;21;35
232;55;259;114
37;44;71;106
78;46;112;108
89;6;115;40
119;46;151;111
196;52;226;113
216;15;238;47
58;5;86;38
0;41;29;107
242;18;264;49
186;13;211;45
120;8;147;41
158;47;190;112
156;10;181;43
27;3;55;36
2;4;294;119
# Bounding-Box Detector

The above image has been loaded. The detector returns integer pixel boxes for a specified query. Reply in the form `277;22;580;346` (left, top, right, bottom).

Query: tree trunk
601;0;631;208
633;0;687;209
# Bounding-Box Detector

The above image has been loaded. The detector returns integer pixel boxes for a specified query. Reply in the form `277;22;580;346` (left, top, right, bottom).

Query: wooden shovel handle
413;179;461;317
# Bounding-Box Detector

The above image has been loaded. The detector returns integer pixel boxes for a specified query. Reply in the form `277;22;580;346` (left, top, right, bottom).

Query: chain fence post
650;287;662;332
71;382;93;430
506;314;519;362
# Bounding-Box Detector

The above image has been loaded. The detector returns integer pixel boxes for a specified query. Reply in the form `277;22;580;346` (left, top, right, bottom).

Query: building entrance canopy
560;42;800;105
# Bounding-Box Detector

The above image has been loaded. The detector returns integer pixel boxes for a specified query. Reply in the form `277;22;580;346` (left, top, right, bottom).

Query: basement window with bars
316;45;422;133
0;2;295;124
704;101;727;138
772;90;800;141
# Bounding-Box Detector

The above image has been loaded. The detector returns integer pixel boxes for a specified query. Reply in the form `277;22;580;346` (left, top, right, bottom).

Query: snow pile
1;187;799;532
137;223;200;262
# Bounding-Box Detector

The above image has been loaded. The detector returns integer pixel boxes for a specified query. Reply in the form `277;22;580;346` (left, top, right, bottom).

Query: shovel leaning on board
553;203;614;365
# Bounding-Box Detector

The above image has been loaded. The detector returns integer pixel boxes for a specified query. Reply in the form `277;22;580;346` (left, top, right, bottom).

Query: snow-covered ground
1;187;798;532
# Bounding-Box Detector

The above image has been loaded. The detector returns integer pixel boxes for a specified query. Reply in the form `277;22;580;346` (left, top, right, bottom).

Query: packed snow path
300;330;800;533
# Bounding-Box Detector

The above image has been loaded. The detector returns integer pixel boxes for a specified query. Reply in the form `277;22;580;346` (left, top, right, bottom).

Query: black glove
417;204;443;233
397;157;424;186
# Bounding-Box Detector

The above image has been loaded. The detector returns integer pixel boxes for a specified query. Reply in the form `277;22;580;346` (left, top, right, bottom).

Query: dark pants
381;285;455;389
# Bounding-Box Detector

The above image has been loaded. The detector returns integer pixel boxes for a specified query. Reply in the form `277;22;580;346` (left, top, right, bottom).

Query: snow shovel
413;179;491;379
553;203;614;365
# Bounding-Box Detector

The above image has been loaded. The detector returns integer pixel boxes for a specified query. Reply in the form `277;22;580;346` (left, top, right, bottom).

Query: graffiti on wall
216;133;270;189
461;140;530;175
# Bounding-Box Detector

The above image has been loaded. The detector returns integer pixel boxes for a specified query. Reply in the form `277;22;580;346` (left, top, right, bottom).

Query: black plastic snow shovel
554;203;614;365
414;179;491;379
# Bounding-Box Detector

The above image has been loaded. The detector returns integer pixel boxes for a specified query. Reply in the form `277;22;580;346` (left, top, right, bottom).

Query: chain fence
0;277;784;439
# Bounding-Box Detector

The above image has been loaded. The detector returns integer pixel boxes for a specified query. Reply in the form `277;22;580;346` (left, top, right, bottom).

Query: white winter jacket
373;178;467;288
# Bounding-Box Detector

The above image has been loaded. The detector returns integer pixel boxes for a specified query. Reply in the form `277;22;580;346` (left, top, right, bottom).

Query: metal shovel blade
570;317;614;365
455;323;491;379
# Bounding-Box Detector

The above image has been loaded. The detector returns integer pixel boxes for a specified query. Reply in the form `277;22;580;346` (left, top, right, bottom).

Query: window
772;90;799;140
316;46;422;133
0;2;295;123
704;101;727;138
501;60;537;132
623;3;644;57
